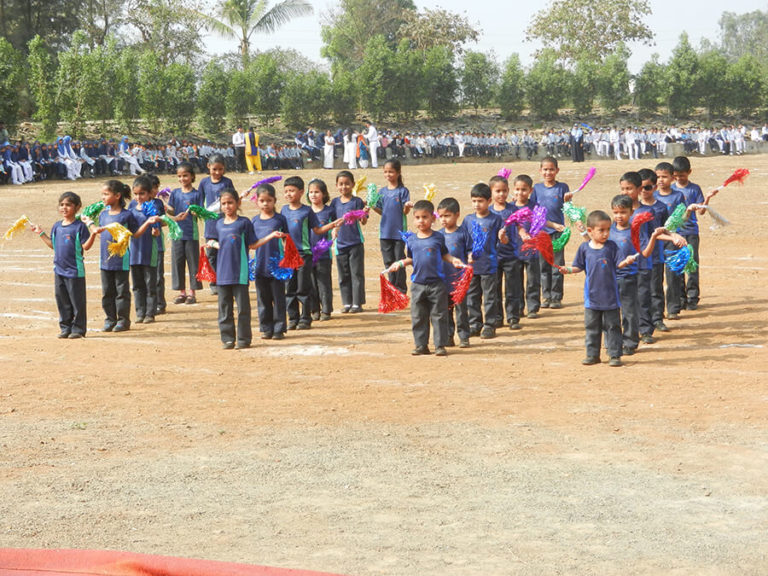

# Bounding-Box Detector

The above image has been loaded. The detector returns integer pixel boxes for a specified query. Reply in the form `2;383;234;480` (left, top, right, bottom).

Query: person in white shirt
232;127;246;172
365;120;379;168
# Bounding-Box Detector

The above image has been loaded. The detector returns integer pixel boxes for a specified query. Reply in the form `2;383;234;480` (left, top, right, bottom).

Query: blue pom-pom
399;230;413;243
142;200;158;217
269;256;294;281
471;221;488;257
248;257;257;281
664;246;691;275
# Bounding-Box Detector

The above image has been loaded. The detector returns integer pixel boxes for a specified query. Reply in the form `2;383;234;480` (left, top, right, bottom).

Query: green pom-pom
562;202;586;225
683;245;698;274
186;204;219;221
664;204;686;232
366;183;382;207
552;227;571;252
161;215;182;240
79;200;105;221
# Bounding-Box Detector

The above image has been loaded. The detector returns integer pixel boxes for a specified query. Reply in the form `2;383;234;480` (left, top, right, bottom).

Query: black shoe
541;300;551;309
434;347;447;357
311;312;320;321
550;301;563;309
469;327;482;337
272;333;285;340
459;339;470;348
349;306;363;314
527;312;539;319
655;321;669;332
411;346;430;356
155;307;167;315
222;341;235;350
341;306;351;314
113;321;130;333
480;327;496;339
320;313;331;321
135;316;145;324
68;333;84;339
609;357;623;367
103;322;115;332
622;346;635;356
57;331;70;339
297;323;311;330
582;356;601;366
687;302;698;311
667;313;680;320
261;332;273;340
641;334;656;344
446;337;456;348
288;321;298;330
235;342;250;349
509;322;522;331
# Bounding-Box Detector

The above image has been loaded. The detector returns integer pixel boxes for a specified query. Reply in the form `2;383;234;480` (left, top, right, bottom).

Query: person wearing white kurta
323;130;335;169
365;121;379;168
343;130;357;170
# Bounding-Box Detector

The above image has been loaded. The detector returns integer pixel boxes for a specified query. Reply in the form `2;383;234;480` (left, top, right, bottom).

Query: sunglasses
642;184;654;191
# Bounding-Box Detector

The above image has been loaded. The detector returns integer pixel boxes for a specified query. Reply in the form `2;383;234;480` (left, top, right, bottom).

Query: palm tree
205;0;314;68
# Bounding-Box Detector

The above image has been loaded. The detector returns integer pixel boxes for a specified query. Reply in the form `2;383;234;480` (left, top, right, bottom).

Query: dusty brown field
1;156;767;576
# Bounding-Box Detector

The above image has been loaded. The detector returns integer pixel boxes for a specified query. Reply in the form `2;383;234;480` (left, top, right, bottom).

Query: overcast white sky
204;0;768;72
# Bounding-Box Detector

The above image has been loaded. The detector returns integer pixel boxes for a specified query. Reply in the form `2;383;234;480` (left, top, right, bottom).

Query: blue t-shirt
441;225;471;285
531;181;569;233
199;176;234;239
310;205;336;262
129;207;158;267
128;198;166;253
671;181;705;236
462;212;502;276
214;216;257;285
634;202;666;267
653;189;685;217
169;187;204;241
490;202;516;262
572;240;622;311
377;185;410;240
51;219;90;278
609;224;637;278
406;231;448;285
251;213;287;279
99;208;139;271
507;200;539;260
281;204;320;256
330;196;366;252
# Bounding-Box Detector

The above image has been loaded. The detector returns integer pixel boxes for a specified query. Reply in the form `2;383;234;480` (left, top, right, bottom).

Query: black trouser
55;274;87;335
637;268;654;336
235;147;246;172
584;308;622;359
131;264;158;320
156;253;167;311
336;244;366;308
618;275;639;351
311;259;333;315
496;258;523;324
101;269;131;326
380;238;407;294
448;300;469;342
541;231;565;302
467;273;499;331
254;276;286;335
218;284;251;345
205;244;218;287
171;239;201;291
520;257;541;315
650;262;665;325
682;234;700;306
411;281;449;349
286;254;313;325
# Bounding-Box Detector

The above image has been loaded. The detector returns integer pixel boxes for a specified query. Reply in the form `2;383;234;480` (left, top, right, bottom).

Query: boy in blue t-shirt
463;182;507;339
671;156;706;311
654;162;688;320
387;200;465;357
437;197;472;348
511;175;542;319
560;210;638;367
489;174;522;330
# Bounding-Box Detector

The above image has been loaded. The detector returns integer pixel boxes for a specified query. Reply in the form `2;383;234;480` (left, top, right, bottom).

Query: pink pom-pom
505;207;532;226
497;167;512;180
343;209;367;225
574;167;596;193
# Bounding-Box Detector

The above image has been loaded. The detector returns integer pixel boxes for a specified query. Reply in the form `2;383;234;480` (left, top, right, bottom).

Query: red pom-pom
279;236;304;269
521;231;554;266
722;168;750;188
631;212;654;253
196;246;216;283
450;266;474;306
378;273;409;313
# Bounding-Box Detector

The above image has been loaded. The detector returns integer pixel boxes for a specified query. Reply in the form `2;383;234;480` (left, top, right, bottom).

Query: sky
203;0;768;72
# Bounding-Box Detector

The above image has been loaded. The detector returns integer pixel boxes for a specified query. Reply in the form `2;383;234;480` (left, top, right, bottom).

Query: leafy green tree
666;32;699;118
281;71;331;129
161;62;197;132
0;38;22;131
569;58;599;116
328;69;358;125
355;35;396;121
392;38;424;120
226;67;256;126
250;52;285;124
422;45;458;120
397;8;479;54
633;54;667;115
0;0;81;52
123;0;206;65
525;49;568;119
498;54;526;119
726;54;765;115
697;49;729;117
137;51;166;132
526;0;654;64
113;48;141;131
203;0;313;69
597;44;630;114
719;10;768;66
460;51;499;114
27;36;59;139
197;62;230;135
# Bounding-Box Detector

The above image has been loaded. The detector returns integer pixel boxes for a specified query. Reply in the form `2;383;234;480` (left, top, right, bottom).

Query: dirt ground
0;156;766;576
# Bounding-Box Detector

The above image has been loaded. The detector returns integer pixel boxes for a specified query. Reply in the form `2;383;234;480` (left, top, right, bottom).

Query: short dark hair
540;156;558;168
514;174;533;188
611;194;633;210
219;187;239;203
620;171;642;188
256;183;276;198
284;175;304;190
336;170;354;184
587;210;611;228
655;161;674;174
412;199;434;214
489;175;508;187
470;182;491;200
638;168;657;184
437;197;460;213
132;175;152;193
672;156;691;173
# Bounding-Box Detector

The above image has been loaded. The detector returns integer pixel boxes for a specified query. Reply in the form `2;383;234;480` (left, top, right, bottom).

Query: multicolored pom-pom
665;245;696;275
378;273;409;313
248;257;257;281
497;167;512;180
505;207;532;227
141;200;159;217
196;246;216;283
247;176;283;201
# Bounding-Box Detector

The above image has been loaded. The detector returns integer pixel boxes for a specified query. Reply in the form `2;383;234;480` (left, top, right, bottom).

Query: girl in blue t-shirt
308;178;336;320
91;180;159;332
32;192;97;338
130;176;161;324
373;159;412;294
329;170;368;313
199;153;234;296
